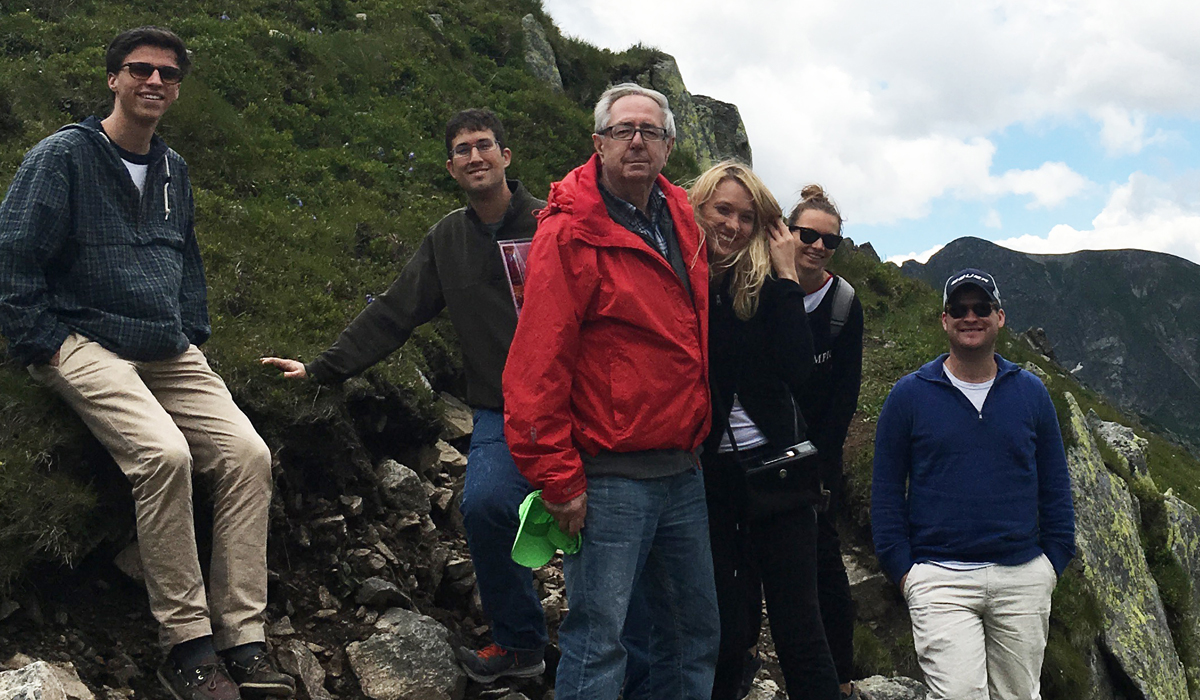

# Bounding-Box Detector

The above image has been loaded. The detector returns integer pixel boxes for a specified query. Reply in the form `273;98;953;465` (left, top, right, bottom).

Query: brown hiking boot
157;659;241;700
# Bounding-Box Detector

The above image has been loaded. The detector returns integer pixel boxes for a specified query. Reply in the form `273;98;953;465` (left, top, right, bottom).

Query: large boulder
0;661;93;700
854;675;928;699
376;460;430;516
520;15;563;93
1063;392;1188;699
345;608;465;700
1163;492;1200;696
645;56;752;169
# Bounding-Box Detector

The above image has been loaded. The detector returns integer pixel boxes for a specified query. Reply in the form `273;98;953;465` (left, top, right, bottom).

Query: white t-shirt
804;274;834;313
943;365;993;415
122;160;149;194
718;394;769;453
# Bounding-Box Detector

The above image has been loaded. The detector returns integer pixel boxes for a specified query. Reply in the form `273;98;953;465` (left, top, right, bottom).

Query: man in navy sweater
871;269;1074;700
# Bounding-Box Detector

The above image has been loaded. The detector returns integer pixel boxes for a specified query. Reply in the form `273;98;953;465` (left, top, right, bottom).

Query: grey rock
0;661;93;700
348;608;465;700
854;675;929;699
428;14;443;31
438;393;473;441
376;460;430;516
267;615;297;636
277;639;333;700
339;495;364;517
693;95;753;166
356;577;411;609
744;677;784;700
1062;393;1188;699
1022;361;1050;384
1022;327;1058;362
112;542;144;584
318;586;340;610
645;56;752;169
845;555;892;622
520;15;562;93
1088;411;1153;482
1162;492;1200;695
445;557;474;581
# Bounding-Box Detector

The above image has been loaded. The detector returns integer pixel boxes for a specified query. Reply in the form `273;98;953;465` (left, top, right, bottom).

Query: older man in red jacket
503;83;719;700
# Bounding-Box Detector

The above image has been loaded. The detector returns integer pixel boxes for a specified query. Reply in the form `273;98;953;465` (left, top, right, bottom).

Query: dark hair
444;109;507;154
787;184;843;233
106;27;191;78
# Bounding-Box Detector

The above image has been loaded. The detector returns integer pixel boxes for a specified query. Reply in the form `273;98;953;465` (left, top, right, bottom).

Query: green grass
0;0;692;590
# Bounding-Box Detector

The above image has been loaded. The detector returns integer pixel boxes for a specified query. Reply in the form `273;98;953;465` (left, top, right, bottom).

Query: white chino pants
903;554;1057;700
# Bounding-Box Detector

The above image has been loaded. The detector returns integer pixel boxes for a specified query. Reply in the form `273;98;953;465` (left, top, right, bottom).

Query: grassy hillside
0;0;691;588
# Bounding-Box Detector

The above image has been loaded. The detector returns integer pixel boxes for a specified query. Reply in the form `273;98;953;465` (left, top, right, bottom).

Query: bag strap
829;276;856;341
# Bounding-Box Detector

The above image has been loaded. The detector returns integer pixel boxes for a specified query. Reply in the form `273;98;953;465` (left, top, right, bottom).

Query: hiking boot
455;643;545;684
157;659;241;700
222;648;296;698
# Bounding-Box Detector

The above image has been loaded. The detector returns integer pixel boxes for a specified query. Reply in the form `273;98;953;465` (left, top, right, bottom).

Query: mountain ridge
901;236;1200;454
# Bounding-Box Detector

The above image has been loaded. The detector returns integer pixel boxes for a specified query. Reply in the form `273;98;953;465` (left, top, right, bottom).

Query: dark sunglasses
788;225;843;249
945;301;997;319
122;62;184;85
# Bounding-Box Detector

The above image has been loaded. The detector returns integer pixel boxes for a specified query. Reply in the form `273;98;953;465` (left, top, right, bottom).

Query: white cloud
1093;106;1169;156
996;172;1200;264
541;0;1200;234
986;162;1093;209
887;243;945;266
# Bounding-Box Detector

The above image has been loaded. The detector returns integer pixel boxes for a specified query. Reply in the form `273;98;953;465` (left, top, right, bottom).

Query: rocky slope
901;236;1200;454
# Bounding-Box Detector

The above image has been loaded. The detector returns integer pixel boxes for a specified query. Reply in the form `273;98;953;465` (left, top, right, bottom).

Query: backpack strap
829;276;856;340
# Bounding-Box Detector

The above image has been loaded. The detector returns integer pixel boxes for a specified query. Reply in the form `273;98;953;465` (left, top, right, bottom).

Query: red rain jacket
503;155;711;504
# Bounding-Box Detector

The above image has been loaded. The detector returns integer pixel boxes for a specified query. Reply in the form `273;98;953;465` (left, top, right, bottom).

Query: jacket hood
61;116;171;162
540;154;684;250
916;353;1021;385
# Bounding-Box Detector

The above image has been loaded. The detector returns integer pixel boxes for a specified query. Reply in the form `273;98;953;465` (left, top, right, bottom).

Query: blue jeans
556;466;720;700
460;409;547;651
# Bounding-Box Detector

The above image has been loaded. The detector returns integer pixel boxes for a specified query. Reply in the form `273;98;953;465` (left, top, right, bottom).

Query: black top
797;276;864;472
703;274;815;454
306;180;543;409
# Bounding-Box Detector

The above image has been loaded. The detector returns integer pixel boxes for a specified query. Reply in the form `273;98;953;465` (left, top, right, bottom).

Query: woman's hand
767;220;800;282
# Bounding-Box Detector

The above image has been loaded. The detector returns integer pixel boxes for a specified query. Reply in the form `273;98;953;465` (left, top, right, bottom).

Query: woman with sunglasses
786;185;867;700
690;162;840;700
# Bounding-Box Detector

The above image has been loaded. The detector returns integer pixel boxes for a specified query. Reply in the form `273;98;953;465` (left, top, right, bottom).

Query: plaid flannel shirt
0;117;208;366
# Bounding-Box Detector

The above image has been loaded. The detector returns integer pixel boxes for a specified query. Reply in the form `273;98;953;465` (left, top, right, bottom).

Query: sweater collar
917;353;1020;385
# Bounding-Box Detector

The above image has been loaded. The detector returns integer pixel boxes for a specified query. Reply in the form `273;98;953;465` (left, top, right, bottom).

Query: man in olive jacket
262;109;552;684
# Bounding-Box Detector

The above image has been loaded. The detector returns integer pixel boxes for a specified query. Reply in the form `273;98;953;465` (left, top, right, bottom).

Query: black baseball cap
943;268;1001;307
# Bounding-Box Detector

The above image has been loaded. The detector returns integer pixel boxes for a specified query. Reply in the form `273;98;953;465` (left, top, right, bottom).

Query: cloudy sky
541;0;1200;266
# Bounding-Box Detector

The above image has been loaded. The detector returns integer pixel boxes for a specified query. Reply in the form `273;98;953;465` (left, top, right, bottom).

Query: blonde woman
691;162;839;700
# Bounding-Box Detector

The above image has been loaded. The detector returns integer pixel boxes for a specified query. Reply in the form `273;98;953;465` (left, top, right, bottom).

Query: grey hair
593;83;677;139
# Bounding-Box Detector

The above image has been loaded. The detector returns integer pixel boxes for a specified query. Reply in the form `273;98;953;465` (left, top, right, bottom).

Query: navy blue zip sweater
871;354;1075;584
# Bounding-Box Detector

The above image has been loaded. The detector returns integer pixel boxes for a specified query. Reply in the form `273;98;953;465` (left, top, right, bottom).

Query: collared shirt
598;182;691;295
599;182;671;259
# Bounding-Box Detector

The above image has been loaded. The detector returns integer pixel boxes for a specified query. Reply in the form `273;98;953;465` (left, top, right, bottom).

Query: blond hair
689;161;783;320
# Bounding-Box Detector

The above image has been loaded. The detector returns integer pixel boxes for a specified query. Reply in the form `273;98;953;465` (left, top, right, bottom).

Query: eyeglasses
598;124;669;142
122;62;184;85
945;301;997;319
451;138;499;158
788;226;843;250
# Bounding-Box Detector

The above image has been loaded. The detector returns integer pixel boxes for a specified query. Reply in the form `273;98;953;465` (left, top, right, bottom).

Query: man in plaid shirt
0;27;292;700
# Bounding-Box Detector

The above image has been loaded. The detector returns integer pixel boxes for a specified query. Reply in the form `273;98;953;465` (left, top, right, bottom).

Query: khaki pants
30;334;272;650
903;555;1057;700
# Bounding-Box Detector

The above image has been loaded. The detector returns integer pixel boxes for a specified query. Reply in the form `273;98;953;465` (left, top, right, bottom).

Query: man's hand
261;357;308;379
544;492;587;537
900;573;908;589
49;350;60;367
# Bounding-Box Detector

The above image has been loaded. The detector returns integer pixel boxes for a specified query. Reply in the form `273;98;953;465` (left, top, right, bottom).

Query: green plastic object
511;490;581;567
